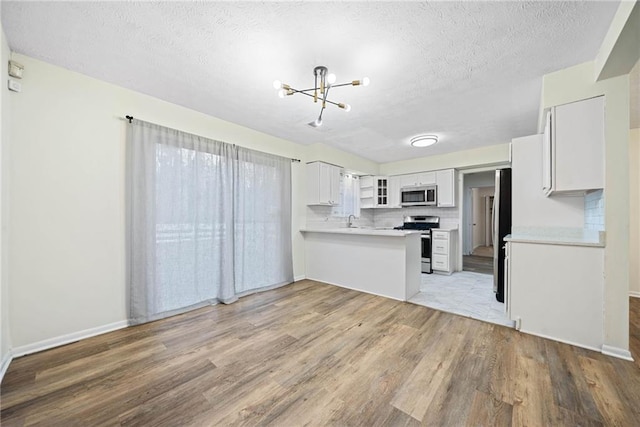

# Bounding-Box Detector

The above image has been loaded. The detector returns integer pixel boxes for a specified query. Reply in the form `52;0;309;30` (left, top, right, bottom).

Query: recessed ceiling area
1;1;620;163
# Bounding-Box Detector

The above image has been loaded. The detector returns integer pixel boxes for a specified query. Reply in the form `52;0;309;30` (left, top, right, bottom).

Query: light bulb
273;80;282;90
344;103;351;112
277;89;286;98
362;77;370;87
327;73;336;84
308;118;323;128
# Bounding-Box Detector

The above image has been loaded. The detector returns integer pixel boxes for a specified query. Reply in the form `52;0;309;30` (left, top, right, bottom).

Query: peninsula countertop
300;227;422;237
504;227;605;247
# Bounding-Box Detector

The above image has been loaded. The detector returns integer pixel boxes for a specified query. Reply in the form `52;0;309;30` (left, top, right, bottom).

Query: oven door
420;232;432;274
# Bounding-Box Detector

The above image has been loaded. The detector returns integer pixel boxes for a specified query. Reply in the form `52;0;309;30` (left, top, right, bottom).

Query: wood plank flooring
463;255;494;275
2;280;640;426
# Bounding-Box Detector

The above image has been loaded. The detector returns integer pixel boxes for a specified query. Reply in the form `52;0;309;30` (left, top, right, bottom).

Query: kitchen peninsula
300;228;421;301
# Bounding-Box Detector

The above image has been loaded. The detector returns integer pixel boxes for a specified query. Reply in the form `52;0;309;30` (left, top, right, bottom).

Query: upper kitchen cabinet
388;176;402;208
360;176;393;208
436;169;457;207
360;175;374;208
543;96;604;196
307;161;342;206
399;172;436;188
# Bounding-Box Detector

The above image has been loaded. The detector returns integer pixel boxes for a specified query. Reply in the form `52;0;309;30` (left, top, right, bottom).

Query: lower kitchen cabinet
431;229;457;274
506;240;604;350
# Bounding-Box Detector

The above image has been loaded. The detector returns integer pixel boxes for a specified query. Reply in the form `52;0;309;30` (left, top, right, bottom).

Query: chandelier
273;66;369;127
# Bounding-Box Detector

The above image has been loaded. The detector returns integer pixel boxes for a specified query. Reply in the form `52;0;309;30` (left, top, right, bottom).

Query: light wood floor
2;280;640;426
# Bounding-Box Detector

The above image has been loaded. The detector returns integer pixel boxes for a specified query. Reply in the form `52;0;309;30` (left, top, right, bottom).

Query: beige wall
541;61;630;354
6;54;376;350
631;128;640;297
379;143;510;176
0;20;11;369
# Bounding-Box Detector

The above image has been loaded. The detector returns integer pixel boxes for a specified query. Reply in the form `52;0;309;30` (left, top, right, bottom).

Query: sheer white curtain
126;119;293;324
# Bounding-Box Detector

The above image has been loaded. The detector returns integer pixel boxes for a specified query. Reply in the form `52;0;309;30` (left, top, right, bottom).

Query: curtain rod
124;115;301;163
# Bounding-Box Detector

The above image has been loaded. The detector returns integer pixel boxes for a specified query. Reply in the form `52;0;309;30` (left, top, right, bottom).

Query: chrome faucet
347;214;356;228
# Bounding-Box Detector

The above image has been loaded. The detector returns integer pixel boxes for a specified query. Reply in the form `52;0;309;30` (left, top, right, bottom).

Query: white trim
12;320;130;358
1;350;13;384
601;344;634;361
630;291;640;298
305;276;405;302
457;164;510;269
518;328;602;353
294;275;306;282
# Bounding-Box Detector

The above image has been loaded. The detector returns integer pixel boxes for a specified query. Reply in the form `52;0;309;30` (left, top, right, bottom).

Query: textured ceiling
1;1;620;163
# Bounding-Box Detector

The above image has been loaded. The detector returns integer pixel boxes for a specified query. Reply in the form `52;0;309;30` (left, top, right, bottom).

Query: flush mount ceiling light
273;66;369;127
410;135;439;147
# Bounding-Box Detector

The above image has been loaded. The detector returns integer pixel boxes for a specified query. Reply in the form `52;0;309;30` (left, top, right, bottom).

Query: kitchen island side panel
303;231;421;301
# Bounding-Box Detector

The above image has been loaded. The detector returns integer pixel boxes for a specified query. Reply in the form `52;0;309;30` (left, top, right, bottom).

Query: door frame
457;163;509;271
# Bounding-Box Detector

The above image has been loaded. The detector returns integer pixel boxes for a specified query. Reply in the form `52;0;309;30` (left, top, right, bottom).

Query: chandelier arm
292;89;342;107
328;82;357;88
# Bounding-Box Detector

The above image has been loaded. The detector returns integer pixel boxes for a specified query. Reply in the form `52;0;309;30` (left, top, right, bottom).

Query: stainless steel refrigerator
492;168;512;303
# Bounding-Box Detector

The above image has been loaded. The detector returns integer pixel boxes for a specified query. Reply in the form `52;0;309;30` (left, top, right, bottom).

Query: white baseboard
12;320;130;358
305;276;405;302
293;275;306;282
0;350;13;384
630;291;640;298
601;344;634;361
518;328;602;354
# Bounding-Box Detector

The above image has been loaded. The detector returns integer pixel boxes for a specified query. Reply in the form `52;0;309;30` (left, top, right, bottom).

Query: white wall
6;54;375;350
630;128;640;297
0;19;11;374
379;143;510;176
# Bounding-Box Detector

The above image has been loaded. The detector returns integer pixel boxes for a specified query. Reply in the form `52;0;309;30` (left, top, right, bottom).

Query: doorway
462;172;495;275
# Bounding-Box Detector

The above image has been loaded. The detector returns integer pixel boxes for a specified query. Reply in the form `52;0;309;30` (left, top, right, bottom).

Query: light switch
8;79;22;92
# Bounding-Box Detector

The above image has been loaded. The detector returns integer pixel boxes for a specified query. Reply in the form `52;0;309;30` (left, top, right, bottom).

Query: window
332;173;360;218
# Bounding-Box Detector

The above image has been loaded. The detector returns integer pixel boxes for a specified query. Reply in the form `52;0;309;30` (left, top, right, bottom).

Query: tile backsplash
374;207;460;229
306;206;374;229
305;205;459;229
584;190;605;231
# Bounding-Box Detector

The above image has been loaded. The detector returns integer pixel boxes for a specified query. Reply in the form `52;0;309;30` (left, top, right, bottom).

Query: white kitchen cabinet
543;96;604;196
388;176;402;208
399;172;435;188
360;175;374;209
436;169;456;207
507;240;604;351
512;134;584;227
431;229;457;274
374;176;389;207
307;161;342;206
361;176;396;208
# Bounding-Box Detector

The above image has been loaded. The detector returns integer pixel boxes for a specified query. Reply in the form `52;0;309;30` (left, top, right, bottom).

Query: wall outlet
8;79;21;92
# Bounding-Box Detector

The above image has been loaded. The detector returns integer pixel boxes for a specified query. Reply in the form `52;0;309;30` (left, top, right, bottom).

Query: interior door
471;188;483;251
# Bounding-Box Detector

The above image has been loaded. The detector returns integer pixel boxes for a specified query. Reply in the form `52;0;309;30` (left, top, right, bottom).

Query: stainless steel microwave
401;185;437;206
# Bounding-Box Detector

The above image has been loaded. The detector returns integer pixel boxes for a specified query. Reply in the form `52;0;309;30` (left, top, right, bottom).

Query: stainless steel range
394;216;440;274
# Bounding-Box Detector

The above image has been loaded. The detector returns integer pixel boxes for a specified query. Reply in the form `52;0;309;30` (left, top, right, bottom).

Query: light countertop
504;226;604;247
300;227;422;237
